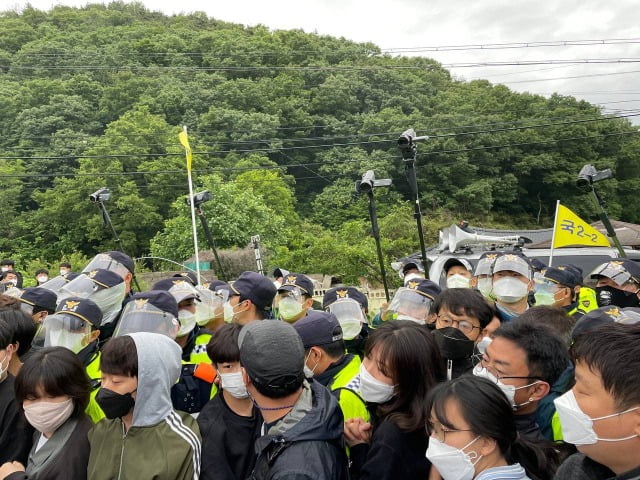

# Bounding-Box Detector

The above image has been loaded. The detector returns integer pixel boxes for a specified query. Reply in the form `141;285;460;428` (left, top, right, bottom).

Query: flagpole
548;200;560;267
182;126;201;285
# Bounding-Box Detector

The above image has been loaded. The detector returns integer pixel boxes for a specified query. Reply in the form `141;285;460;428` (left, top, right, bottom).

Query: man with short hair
535;266;586;319
590;259;640;309
474;320;570;440
17;287;57;325
554;323;640;479
225;271;277;325
491;253;534;322
294;310;369;424
240;320;348;479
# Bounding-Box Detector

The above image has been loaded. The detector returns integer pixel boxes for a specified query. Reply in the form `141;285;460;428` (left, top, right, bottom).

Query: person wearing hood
240;320;348;480
87;332;201;480
431;288;495;380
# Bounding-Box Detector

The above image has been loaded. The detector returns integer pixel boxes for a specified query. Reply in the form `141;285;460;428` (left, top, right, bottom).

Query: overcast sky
3;0;640;123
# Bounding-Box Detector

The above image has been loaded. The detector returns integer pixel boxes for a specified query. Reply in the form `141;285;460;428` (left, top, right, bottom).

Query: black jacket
249;380;348;480
0;375;33;465
554;453;640;480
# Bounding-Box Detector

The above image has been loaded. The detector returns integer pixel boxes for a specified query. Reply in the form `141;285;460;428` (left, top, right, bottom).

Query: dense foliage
1;2;638;283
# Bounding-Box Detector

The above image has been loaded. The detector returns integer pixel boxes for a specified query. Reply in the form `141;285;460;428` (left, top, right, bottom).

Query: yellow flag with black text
178;128;192;173
553;203;610;248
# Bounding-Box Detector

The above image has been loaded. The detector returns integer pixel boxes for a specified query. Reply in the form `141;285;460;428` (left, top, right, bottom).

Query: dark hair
493;321;569;385
15;347;91;418
0;319;12;350
365;320;446;432
207;323;242;365
315;339;345;359
100;336;138;377
238;295;269;320
0;310;37;357
427;375;559;480
59;262;72;269
571;323;640;410
32;304;55;316
432;288;495;329
0;295;20;312
516;306;575;346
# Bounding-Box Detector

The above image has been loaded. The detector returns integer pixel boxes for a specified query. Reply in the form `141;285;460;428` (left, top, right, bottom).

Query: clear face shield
58;274;100;300
33;313;93;354
19;302;34;316
90;283;126;326
273;288;305;321
39;275;69;296
195;287;227;327
114;300;179;339
326;299;365;340
382;287;433;324
2;286;22;298
83;254;129;280
588;263;635;288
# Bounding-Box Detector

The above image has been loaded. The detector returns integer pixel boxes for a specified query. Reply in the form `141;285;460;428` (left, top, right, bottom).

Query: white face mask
0;350;11;381
554;389;640;445
472;365;539;409
219;372;249;399
223;301;236;323
303;350;319;378
278;297;303;321
426;436;482;480
23;398;74;434
446;274;470;289
177;310;197;337
476;336;492;355
476;278;493;298
1;266;8;273
359;363;395;404
403;272;424;284
37;275;49;284
60;269;69;276
492;277;529;304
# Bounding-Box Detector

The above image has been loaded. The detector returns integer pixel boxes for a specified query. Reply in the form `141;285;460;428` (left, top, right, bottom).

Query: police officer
323;286;370;358
382;278;441;326
224;271;277;325
17;287;57;325
294;311;369;424
273;273;315;323
534;266;585;319
589;258;640;308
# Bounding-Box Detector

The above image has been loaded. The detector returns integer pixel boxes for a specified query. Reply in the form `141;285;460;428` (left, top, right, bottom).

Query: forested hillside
1;2;638;282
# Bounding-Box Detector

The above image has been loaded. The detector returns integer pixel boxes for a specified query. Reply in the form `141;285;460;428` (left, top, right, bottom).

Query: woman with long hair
346;320;446;479
426;375;559;480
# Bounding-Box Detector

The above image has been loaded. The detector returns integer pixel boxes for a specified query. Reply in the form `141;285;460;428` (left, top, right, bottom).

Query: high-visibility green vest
328;355;370;423
85;351;105;423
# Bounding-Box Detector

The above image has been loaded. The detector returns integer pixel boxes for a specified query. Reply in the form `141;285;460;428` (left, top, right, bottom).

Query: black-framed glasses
479;356;544;382
436;314;480;335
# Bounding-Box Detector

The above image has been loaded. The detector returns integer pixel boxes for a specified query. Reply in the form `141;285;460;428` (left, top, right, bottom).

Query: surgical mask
534;290;557;306
219;372;249;399
303;350;319;378
223;301;236;323
1;266;8;272
278;297;303;321
37;275;49;284
476;336;492;355
472;364;539;409
426;436;482;480
446;274;470;289
177;310;197;337
0;350;11;380
492;277;529;304
327;299;364;340
554;389;640;445
595;286;640;308
404;272;424;284
23;398;74;434
95;387;136;419
476;277;493;298
60;269;69;276
359;363;395;404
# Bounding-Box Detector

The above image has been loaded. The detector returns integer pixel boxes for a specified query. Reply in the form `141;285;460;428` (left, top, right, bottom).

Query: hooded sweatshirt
249;379;349;480
87;332;201;480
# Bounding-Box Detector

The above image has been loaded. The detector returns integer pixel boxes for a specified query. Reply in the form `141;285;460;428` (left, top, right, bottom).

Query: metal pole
590;187;626;257
251;235;264;275
404;157;429;273
367;190;390;301
197;209;227;281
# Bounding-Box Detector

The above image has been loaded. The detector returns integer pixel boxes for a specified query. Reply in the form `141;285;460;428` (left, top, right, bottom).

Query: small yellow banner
178;128;192;172
553;203;610;248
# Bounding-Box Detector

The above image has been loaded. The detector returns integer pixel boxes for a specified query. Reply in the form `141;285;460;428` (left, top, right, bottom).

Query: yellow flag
553;203;610;248
178;128;192;172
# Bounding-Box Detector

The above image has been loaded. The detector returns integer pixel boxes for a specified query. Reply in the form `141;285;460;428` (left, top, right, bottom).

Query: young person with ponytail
426;375;560;480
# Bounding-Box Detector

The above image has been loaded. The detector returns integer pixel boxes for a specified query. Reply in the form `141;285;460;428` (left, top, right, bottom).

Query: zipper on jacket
117;421;128;480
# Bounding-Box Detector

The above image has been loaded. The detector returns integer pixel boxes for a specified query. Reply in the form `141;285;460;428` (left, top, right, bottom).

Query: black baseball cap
230;271;277;311
56;296;103;329
405;279;442;300
152;278;199;304
128;290;179;319
443;258;473;274
206;280;229;292
278;273;314;297
239;320;304;395
530;258;547;273
322;286;368;311
105;251;135;274
19;287;58;313
272;267;290;279
172;271;198;286
293;310;343;349
401;258;424;274
543;267;580;289
86;269;125;288
589;259;640;286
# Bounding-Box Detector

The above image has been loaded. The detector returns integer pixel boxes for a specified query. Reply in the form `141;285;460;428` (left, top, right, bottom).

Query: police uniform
322;286;371;358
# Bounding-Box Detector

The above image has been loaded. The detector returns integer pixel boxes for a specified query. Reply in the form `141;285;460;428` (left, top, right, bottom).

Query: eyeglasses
436;314;480;335
427;421;473;443
479;356;543;382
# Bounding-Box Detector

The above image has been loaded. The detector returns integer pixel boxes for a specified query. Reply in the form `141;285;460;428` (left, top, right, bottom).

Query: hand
0;461;25;479
344;417;372;447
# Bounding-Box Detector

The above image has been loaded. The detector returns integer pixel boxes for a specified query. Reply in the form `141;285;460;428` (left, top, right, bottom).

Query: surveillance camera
185;190;213;208
577;165;613;189
398;129;416;149
89;187;111;203
359;170;375;192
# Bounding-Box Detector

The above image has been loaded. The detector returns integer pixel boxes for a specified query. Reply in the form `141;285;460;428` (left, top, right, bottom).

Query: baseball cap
443;258;473;274
172;271;198;286
277;273;314;297
18;287;58;313
293;310;343;349
492;253;533;279
239;320;305;395
401;258;424;274
589;259;640;287
474;252;500;277
405;279;442;300
83;251;134;278
114;290;180;339
530;258;547;273
152;278;200;304
322;286;368;311
542;267;580;289
205;280;229;292
272;267;290;279
55;296;103;329
230;271;277;311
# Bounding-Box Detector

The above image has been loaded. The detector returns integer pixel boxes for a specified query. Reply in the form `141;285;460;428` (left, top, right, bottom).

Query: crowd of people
0;249;639;480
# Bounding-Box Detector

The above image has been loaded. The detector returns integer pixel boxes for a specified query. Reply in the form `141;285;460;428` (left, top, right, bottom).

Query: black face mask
595;286;640;308
95;387;136;419
432;327;475;360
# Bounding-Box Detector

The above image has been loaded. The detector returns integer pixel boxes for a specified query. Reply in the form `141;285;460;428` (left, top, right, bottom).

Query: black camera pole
398;130;429;274
366;189;390;301
196;208;227;281
590;187;626;258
